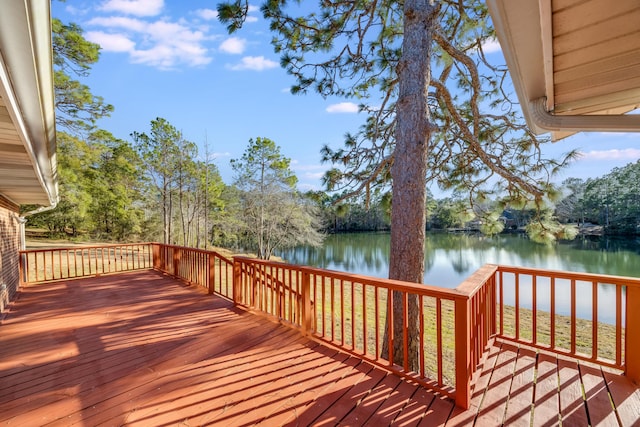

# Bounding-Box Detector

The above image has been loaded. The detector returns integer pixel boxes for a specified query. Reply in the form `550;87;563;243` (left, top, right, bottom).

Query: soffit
487;0;640;139
0;0;57;207
0;94;50;205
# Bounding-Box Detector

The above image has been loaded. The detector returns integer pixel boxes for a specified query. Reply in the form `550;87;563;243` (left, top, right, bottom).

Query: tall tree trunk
383;0;436;372
168;191;173;244
179;166;187;245
196;190;201;248
162;180;169;244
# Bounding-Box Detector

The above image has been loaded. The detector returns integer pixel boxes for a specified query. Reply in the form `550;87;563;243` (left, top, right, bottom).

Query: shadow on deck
1;270;638;426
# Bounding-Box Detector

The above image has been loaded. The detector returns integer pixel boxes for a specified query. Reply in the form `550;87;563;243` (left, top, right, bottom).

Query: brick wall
0;195;20;313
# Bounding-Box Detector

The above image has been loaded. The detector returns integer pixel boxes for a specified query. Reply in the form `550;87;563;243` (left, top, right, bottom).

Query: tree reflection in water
278;232;640;323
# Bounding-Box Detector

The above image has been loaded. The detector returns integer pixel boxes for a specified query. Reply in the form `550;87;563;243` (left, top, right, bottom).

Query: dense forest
316;160;640;237
25;10;640;257
29;129;640;244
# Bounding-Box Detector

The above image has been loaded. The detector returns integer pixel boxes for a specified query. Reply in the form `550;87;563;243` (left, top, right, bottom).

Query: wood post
626;285;640;385
151;243;160;271
233;259;242;305
301;271;312;334
18;252;25;286
173;248;181;277
252;265;259;309
454;297;471;409
208;253;215;295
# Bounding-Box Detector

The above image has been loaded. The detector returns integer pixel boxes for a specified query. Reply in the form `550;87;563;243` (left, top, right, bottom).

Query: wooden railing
19;243;153;284
151;244;234;299
495;266;640;380
233;256;495;408
17;243;640;409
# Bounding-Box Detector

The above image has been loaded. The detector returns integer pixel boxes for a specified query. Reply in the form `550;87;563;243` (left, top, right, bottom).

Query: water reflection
278;232;640;285
277;232;640;323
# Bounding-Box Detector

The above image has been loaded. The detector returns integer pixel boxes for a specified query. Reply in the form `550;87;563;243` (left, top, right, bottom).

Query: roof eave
487;0;640;140
0;0;58;207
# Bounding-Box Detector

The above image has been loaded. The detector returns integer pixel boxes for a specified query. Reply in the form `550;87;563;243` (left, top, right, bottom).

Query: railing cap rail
150;243;234;265
497;264;640;287
20;242;154;254
233;255;470;300
455;264;499;296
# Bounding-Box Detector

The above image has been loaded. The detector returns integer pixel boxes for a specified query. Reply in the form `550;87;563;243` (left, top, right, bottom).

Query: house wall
0;194;20;313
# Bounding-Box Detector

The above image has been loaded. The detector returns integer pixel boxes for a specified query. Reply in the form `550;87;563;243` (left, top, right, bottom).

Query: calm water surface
277;232;640;323
278;232;640;286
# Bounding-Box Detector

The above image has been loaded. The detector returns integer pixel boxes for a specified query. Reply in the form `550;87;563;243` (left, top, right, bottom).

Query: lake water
278;232;640;287
277;232;640;323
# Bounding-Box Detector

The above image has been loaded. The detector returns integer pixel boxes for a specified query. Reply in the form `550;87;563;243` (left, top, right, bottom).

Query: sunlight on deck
1;270;639;426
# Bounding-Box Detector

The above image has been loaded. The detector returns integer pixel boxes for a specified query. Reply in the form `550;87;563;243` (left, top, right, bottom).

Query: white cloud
326;102;359;114
87;16;148;31
297;182;320;191
212;151;232;158
292;164;328;182
196;8;218;20
65;5;91;16
99;0;164;17
294;163;324;170
87;16;212;69
579;148;640;161
304;171;326;180
86;31;136;52
219;37;246;54
228;56;278;71
481;38;502;54
244;5;260;23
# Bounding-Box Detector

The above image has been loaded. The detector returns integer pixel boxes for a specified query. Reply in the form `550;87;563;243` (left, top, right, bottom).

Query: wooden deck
1;271;638;426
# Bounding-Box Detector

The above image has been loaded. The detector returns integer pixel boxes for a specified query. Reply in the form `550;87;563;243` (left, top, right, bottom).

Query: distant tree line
554;161;640;235
313;159;640;237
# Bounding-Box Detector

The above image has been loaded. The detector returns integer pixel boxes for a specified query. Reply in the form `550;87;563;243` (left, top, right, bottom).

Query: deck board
580;364;619;426
502;346;536;425
558;357;590;425
1;270;638;426
531;352;560;426
474;342;519;425
604;370;640;427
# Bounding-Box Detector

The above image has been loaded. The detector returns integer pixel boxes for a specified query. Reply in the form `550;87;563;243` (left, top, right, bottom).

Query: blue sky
53;0;640;194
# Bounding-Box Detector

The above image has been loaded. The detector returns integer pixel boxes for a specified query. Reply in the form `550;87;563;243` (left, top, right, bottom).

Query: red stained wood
579;364;618;426
0;272;637;426
391;387;437;427
558;357;590;425
474;342;519;425
603;369;640;427
531;352;561;426
339;373;403;425
502;347;536;425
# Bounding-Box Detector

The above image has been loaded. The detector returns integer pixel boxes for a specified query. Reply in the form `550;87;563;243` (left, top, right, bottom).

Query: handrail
494;265;640;381
151;243;234;299
19;243;153;284
233;256;477;408
17;243;639;409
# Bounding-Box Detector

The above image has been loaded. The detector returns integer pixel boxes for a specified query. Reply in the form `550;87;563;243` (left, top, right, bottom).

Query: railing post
455;297;471;409
233;258;242;305
626;285;640;384
173;248;181;278
301;271;312;334
208;253;215;295
18;251;26;286
151;243;160;271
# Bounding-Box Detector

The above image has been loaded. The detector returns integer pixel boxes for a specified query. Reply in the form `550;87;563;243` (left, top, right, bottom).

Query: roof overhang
487;0;640;140
0;0;57;207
